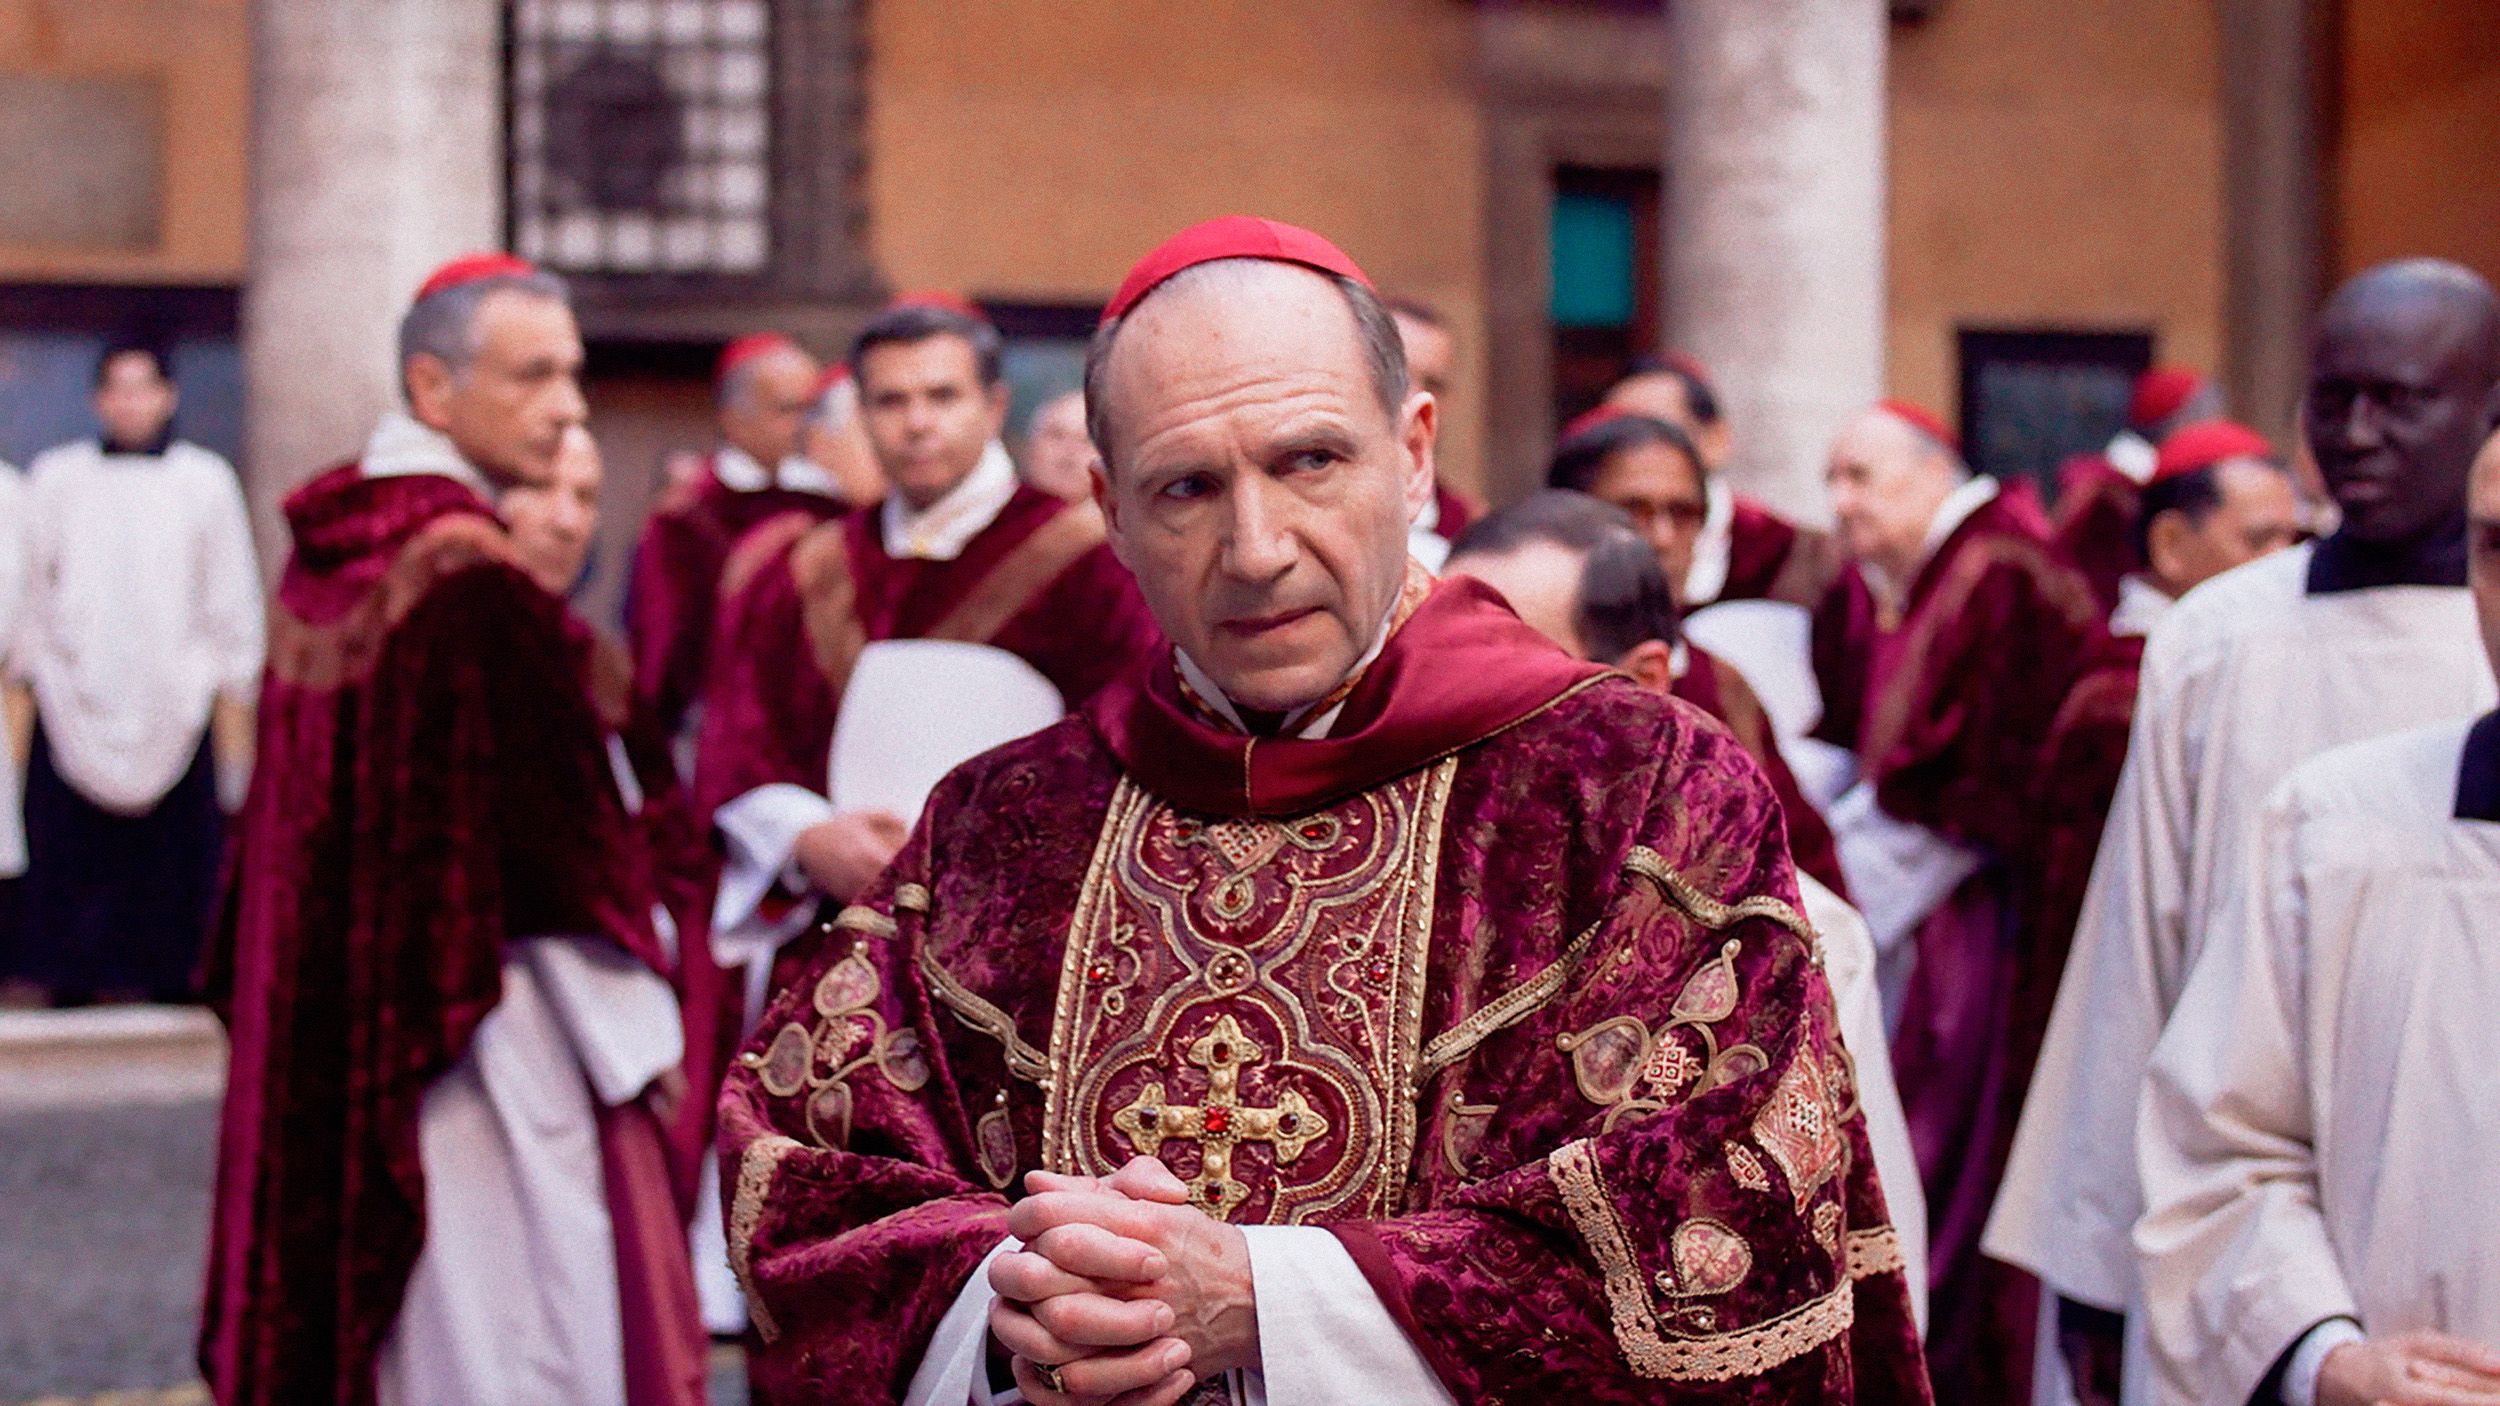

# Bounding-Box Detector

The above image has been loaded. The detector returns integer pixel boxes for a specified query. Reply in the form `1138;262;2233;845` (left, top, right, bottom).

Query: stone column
1663;0;1887;525
2220;0;2331;443
242;0;503;570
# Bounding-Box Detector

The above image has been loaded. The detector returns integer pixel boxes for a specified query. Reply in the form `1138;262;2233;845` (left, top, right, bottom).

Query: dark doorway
1957;328;2154;505
1550;165;1661;432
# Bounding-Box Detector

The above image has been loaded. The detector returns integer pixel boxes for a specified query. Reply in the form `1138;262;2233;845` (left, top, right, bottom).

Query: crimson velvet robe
1672;644;1849;899
629;463;849;738
692;483;1161;819
1715;495;1847;609
200;468;686;1406
718;578;1930;1404
2050;456;2143;618
1810;492;2102;1406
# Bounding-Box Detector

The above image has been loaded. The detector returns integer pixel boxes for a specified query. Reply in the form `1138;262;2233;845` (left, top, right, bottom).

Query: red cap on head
1103;216;1374;325
1560;404;1636;442
810;363;852;399
1663;351;1713;386
1876;399;1961;453
888;289;992;324
2152;420;2274;483
414;251;540;303
2129;367;2209;430
717;333;802;387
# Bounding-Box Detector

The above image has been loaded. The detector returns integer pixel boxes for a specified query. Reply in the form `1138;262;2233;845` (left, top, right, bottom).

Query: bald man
1810;402;2104;1405
717;219;1929;1406
1991;259;2500;1406
628;333;848;743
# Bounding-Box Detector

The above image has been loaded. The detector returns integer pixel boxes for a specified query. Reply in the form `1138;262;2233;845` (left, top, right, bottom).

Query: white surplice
13;439;261;814
1986;544;2494;1326
0;462;26;876
2134;718;2500;1406
375;935;685;1406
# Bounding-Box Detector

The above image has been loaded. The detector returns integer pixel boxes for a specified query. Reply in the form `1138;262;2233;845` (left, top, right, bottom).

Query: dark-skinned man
1991;259;2500;1406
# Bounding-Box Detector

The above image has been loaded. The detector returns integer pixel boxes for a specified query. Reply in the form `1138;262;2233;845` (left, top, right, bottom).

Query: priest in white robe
1988;259;2500;1406
10;342;260;1005
2132;431;2500;1404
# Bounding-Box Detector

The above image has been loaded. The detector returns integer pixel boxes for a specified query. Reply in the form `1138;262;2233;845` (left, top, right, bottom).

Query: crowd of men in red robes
191;217;2500;1406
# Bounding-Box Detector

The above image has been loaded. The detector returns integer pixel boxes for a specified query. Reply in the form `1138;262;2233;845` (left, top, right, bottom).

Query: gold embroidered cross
1111;1014;1327;1220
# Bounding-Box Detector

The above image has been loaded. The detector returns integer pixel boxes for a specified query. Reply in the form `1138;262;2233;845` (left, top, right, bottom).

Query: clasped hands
987;1155;1258;1406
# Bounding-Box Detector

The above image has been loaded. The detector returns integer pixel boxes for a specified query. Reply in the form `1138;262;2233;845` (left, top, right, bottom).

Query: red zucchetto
414;251;541;303
2152;420;2274;483
1103;216;1374;325
1877;398;1961;453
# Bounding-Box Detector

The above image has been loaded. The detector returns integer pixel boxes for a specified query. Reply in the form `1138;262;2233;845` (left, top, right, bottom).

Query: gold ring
1034;1360;1067;1394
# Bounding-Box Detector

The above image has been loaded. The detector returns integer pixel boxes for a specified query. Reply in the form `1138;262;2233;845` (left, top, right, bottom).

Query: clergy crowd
1;213;2495;1406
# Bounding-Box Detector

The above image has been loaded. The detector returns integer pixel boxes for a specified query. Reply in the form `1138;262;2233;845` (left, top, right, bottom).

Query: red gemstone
1366;960;1391;983
1203;1107;1232;1134
1301;823;1327;839
1087;963;1111;983
1277;1113;1298;1133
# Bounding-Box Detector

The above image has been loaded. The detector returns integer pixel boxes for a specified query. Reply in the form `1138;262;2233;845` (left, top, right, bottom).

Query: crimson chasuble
628;462;849;739
692;482;1161;819
1671;643;1849;900
199;467;678;1406
2050;455;2144;618
718;577;1931;1404
1809;489;2103;1406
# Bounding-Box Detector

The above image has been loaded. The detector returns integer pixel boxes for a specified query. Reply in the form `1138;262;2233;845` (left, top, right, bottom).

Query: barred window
507;0;773;275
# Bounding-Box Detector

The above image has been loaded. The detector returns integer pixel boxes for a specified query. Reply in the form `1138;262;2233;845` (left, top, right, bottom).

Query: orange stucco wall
863;0;1491;491
1886;0;2228;417
0;0;249;284
2334;1;2500;285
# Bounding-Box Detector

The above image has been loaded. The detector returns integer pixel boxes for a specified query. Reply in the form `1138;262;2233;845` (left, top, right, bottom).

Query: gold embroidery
1554;939;1754;1129
1043;763;1453;1225
728;1133;801;1343
1846;1225;1906;1280
975;1093;1018;1191
1439;1090;1496;1178
1750;1044;1848;1212
787;520;867;690
734;945;925;1150
894;883;932;915
1110;1014;1330;1219
1415;915;1603;1080
833;904;898;938
918;948;1050;1084
1726;1142;1772;1195
1666;1218;1753;1297
1549;1138;1853;1381
1624;846;1819;956
267;514;519;692
1812;1201;1843;1254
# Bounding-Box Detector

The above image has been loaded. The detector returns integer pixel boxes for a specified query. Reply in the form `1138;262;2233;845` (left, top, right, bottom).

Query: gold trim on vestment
1415;917;1603;1080
266;514;518;692
788;520;867;689
1549;1136;1856;1381
1041;762;1454;1223
925;502;1108;645
1624;846;1819;956
728;1133;801;1343
920;946;1051;1084
1845;1224;1905;1280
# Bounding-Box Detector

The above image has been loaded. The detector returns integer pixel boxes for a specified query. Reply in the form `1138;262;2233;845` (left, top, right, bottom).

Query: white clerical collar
714;444;842;497
1684;474;1737;604
2106;429;2157;485
360;412;492;498
1865;475;1999;608
2110;573;2174;639
1174;590;1405;742
880;441;1018;561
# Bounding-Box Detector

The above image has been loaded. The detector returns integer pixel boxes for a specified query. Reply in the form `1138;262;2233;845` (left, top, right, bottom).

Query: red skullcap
2129;367;2209;430
1560;404;1637;442
888;289;992;324
1664;351;1714;386
810;363;853;399
1877;399;1961;453
1103;216;1374;325
718;333;803;386
415;252;541;303
2153;420;2274;483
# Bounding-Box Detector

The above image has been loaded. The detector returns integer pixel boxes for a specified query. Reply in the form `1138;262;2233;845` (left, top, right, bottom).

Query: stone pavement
0;1007;747;1405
